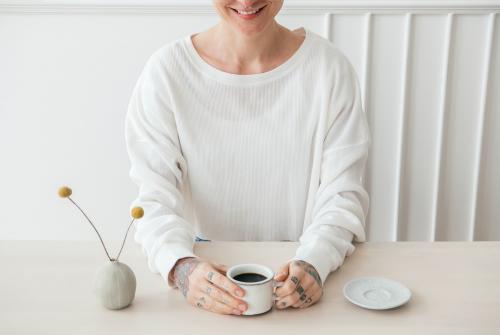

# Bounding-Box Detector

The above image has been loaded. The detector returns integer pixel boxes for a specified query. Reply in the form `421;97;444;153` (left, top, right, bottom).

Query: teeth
238;9;258;15
234;6;263;15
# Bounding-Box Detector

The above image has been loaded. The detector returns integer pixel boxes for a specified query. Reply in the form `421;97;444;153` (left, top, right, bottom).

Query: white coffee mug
227;263;285;315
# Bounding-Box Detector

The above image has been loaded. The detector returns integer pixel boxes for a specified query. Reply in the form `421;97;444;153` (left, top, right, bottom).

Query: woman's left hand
273;260;323;309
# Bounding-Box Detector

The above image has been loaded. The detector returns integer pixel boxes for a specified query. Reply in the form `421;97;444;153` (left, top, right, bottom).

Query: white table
1;240;499;334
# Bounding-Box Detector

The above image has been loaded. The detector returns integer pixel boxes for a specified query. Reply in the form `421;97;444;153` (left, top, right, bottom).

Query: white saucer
343;276;412;310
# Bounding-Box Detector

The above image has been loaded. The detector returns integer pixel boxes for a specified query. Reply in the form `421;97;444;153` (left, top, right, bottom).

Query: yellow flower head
131;206;144;219
58;186;72;198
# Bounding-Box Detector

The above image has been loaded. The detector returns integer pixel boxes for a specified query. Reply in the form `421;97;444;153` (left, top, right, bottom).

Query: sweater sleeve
125;51;197;288
289;52;372;287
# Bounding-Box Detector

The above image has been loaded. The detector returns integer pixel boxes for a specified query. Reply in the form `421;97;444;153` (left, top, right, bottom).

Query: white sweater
125;27;372;289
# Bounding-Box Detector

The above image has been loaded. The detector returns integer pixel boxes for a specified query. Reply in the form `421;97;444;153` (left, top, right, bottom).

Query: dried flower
58;185;145;262
58;186;72;198
131;207;144;219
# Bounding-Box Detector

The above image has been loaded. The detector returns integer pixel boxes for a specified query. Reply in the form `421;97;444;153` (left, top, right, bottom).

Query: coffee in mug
227;263;284;315
233;272;268;283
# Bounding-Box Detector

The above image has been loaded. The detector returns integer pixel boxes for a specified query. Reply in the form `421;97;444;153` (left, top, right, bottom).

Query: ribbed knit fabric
125;26;372;289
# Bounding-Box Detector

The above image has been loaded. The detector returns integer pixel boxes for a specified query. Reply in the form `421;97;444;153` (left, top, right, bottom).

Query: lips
230;4;267;15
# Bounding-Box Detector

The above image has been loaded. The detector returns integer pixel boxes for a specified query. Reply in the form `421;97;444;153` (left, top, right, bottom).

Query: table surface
1;240;499;335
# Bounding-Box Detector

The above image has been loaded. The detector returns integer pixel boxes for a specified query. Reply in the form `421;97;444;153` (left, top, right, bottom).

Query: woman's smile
229;4;267;20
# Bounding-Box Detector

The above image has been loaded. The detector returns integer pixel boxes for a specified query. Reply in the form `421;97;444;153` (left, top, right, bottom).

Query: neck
211;22;288;67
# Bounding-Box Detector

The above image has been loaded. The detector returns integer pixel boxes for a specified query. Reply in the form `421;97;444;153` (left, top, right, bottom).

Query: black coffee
233;272;268;283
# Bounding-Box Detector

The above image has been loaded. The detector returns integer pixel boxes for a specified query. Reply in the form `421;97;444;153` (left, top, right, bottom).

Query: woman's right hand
172;257;248;315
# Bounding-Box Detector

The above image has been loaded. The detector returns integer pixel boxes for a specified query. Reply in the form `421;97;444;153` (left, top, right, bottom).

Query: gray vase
93;260;136;310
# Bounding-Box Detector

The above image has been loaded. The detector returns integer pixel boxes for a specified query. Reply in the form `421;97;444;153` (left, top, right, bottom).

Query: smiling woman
125;0;371;317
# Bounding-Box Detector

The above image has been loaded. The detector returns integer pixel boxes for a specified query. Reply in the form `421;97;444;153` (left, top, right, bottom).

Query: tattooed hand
171;257;248;315
273;260;323;309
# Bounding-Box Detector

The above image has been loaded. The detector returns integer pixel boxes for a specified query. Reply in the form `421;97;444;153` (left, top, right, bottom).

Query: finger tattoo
299;293;307;301
305;297;312;304
207;271;214;282
196;296;206;308
206;286;212;295
295;284;304;295
291;276;299;285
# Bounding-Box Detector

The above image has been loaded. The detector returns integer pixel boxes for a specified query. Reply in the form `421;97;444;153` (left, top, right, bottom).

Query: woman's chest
171;80;326;166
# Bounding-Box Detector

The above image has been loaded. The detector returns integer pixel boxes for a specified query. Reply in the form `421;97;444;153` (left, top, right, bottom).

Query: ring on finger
207;271;215;282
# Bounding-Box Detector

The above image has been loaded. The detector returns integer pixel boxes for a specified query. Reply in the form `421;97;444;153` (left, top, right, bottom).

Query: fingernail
236;290;244;297
238;304;246;311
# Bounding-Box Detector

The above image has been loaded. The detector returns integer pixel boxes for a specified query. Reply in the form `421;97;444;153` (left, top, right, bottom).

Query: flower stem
68;196;112;261
115;218;135;262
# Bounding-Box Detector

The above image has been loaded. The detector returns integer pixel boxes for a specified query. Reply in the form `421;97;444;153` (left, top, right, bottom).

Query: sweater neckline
183;27;312;85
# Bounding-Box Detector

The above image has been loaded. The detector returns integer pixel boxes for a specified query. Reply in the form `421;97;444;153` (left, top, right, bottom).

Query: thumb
274;261;290;281
211;262;228;274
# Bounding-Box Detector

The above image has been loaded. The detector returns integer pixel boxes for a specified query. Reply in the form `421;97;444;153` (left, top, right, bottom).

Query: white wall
1;0;499;244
